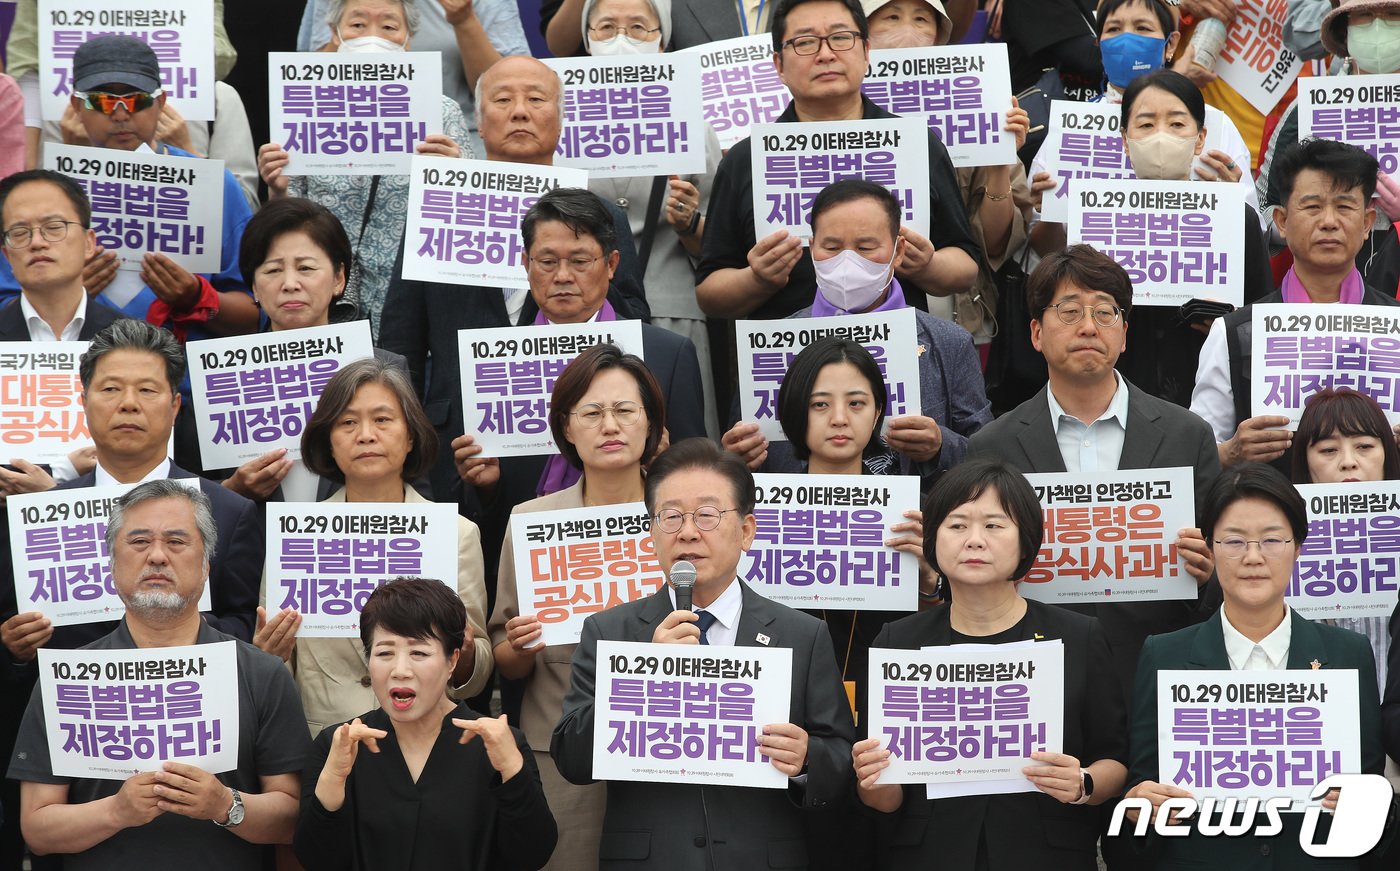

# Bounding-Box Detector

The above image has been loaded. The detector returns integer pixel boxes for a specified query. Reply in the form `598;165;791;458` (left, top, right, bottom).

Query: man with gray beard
7;480;307;869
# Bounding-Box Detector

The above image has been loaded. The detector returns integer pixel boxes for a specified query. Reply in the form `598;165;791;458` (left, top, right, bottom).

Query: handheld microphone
670;560;697;612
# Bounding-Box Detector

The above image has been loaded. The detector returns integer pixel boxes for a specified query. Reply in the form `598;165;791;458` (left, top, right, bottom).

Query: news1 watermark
1109;774;1392;858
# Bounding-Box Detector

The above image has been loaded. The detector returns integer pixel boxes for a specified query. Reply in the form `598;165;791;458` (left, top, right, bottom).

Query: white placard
457;320;645;457
401;156;589;289
38;0;216;120
593;640;793;789
1156;669;1360;803
39;641;239;779
1215;0;1304;115
0;342;90;463
743;473;919;611
10;479;209;627
867;641;1064;791
1069;178;1245;307
544;53;706;177
862;44;1015;168
1250;304;1400;428
265;502;460;637
1020;468;1197;604
187;322;374;470
679;34;792;151
1289;482;1400;621
751;117;930;242
511;502;663;647
44;144;224;274
268;51;444;175
1297;73;1400;176
736;308;922;442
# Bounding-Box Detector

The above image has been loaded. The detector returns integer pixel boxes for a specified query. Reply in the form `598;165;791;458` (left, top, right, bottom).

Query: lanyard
737;0;767;36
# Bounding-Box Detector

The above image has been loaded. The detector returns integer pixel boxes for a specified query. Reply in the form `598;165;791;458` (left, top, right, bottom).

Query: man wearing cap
0;35;259;344
696;0;981;322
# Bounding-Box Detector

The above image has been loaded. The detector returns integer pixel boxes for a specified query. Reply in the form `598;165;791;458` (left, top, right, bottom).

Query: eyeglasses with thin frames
781;30;861;56
570;401;643;428
2;220;83;249
1043;301;1125;327
1213;537;1294;560
588;22;662;43
529;255;601;274
653;507;739;534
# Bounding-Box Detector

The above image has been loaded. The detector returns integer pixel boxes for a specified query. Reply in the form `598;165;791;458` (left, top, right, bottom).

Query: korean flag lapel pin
1310;659;1321;670
756;633;771;646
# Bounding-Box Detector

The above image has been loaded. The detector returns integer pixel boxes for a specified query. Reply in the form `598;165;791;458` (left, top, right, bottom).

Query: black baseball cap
72;35;162;94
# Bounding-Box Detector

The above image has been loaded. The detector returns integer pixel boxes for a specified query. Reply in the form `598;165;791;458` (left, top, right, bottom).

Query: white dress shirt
1220;606;1292;671
94;458;172;488
1047;371;1130;473
19;292;86;342
667;576;743;647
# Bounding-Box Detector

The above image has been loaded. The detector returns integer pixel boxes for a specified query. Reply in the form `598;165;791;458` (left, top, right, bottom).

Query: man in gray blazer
552;438;855;871
966;245;1222;705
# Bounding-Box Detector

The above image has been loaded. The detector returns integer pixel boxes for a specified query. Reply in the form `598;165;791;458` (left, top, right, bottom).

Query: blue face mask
1100;32;1167;88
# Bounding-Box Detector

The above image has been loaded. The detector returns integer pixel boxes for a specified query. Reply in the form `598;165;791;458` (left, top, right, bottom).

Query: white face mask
589;33;662;56
814;248;896;313
337;34;405;53
1125;131;1199;180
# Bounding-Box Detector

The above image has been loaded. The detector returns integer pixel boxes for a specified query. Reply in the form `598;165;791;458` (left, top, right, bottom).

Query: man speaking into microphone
552;438;855;871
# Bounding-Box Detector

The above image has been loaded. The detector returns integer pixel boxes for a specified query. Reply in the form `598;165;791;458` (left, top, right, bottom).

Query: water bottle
1190;18;1228;72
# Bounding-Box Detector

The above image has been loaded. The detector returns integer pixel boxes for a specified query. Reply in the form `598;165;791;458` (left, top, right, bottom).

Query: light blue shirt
1046;372;1130;473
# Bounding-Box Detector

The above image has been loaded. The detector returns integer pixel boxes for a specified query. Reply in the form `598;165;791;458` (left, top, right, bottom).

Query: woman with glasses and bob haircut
1121;462;1387;868
853;459;1127;870
296;577;557;870
488;343;665;871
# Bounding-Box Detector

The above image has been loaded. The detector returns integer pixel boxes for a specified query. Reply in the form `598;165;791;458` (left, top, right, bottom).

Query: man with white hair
7;480;307;870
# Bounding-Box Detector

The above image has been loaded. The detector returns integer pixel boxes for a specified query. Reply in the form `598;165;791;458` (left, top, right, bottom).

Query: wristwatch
214;788;245;827
1070;769;1094;805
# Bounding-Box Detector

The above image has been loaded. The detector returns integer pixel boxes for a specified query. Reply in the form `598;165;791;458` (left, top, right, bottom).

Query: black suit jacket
551;583;856;871
1125;610;1388;870
966;380;1223;704
867;600;1126;871
0;295;126;340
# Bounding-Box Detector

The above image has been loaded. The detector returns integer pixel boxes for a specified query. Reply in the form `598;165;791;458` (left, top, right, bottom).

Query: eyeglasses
1213;537;1294;560
588;22;662;42
782;30;862;56
75;89;163;115
1044;301;1125;327
653;507;739;534
570;401;643;428
3;220;82;249
529;255;601;274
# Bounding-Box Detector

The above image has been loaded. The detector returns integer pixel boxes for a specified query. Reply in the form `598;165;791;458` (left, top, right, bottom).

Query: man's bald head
475;56;565;165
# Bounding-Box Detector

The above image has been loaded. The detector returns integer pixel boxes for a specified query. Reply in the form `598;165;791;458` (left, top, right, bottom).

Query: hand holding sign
852;736;903;812
223;448;295;501
503;614;544;655
749;230;804;292
0;460;57;499
1021;751;1085;803
0;612;53;662
1123;779;1196;826
155;104;196;155
153;762;237;821
895;227;936;282
257;143;293;199
884;416;943;464
720;421;769;471
253;606;302;662
414;133;461;159
83;248;120;297
452;434;501;490
1176;528;1214;586
759;722;808;777
1221;415;1293;467
455;714;525;782
140;254;202;311
113;771;165;828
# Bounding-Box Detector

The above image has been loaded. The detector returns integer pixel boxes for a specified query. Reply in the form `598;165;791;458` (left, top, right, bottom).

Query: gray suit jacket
671;0;745;49
966;380;1223;702
551;582;855;871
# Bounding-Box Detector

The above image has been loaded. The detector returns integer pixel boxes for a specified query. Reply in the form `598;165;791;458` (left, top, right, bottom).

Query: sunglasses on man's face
75;89;163;115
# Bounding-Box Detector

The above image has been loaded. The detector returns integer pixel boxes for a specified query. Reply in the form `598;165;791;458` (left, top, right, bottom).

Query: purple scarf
809;278;908;318
1279;266;1364;305
535;300;618;497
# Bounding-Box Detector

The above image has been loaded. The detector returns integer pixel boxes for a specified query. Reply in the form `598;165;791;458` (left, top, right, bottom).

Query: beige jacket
293;485;492;735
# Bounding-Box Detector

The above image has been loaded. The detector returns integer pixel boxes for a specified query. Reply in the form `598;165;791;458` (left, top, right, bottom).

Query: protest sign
1020;468;1196;603
744;473;919;611
268;51;442;175
38;0;215;120
862;44;1015;168
680;34;792;151
1298;74;1400;175
0;342;88;463
1290;482;1400;621
593;640;793;788
9;480;208;627
265;502;460;637
511;502;663;646
39;641;239;779
187;322;373;470
401;157;589;288
458;320;645;457
736;309;922;442
44;144;223;274
867;641;1064;793
1069;178;1245;307
545;53;706;177
1037;101;1237;223
1250;304;1400;428
1157;669;1360;802
751;117;930;241
1216;0;1304;115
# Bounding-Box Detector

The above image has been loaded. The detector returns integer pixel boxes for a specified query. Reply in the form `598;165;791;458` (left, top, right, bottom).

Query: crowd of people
1;0;1400;868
